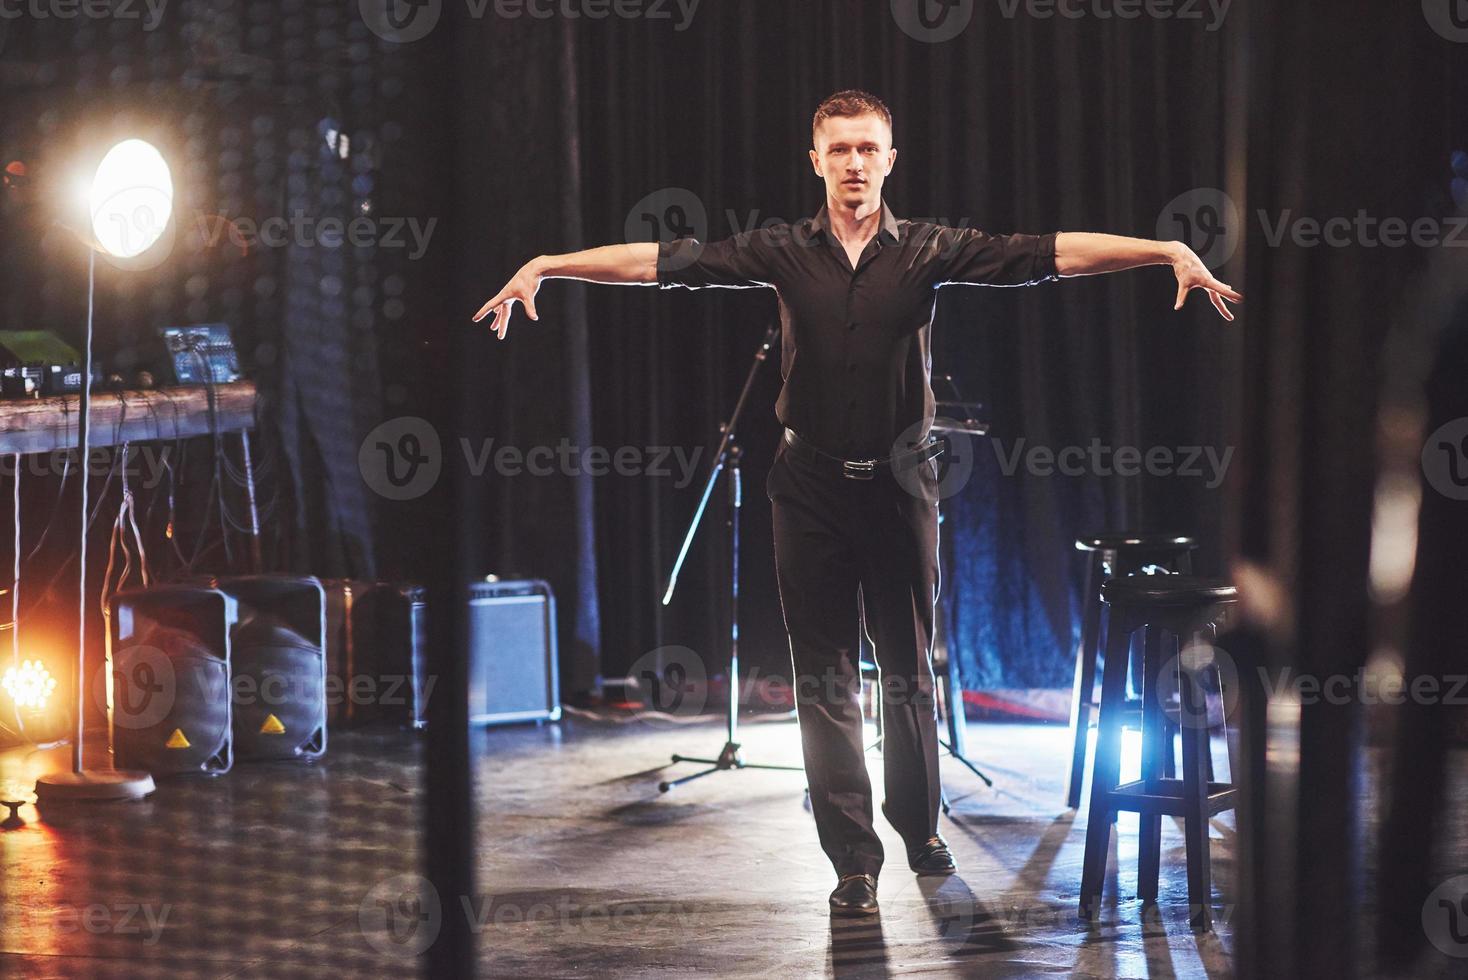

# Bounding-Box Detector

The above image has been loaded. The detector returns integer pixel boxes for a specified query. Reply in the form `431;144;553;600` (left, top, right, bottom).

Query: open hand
472;259;542;339
1171;243;1242;321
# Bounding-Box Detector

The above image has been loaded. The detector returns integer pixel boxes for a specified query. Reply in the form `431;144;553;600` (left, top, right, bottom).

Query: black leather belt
782;428;943;481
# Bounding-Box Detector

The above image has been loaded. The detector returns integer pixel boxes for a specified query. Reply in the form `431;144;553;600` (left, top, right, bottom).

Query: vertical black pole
726;443;741;748
423;344;475;979
73;248;94;773
425;26;475;970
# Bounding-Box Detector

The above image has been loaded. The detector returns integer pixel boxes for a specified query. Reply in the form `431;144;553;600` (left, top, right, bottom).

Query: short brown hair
812;90;893;145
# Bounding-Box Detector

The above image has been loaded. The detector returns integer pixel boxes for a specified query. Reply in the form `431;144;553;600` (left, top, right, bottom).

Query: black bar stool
1078;575;1238;932
1066;533;1198;809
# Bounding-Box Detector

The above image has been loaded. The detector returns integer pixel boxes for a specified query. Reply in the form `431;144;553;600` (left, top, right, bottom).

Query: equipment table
0;380;264;568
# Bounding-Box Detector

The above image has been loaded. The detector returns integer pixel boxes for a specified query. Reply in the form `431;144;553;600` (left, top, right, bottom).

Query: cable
3;454;29;742
23;453;71;564
100;442;151;618
8;443;121;622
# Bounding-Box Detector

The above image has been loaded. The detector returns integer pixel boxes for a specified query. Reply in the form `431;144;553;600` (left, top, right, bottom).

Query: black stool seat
1074;532;1196;552
1100;576;1237;607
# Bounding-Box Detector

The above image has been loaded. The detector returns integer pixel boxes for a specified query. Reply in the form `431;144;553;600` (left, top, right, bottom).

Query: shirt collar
810;200;901;245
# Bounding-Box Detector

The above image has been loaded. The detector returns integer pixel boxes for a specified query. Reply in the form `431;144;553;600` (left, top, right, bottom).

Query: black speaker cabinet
321;581;428;730
109;586;238;777
323;578;375;728
382;584;429;729
211;575;327;762
467;577;560;726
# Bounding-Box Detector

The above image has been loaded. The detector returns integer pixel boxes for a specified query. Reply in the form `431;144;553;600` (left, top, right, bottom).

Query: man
473;90;1240;917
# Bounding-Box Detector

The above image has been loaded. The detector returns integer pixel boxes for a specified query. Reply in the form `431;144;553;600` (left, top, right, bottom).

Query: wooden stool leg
1178;631;1213;932
1079;609;1134;919
1206;716;1217;782
1066;552;1105;809
1211;623;1239;784
1137;625;1169;904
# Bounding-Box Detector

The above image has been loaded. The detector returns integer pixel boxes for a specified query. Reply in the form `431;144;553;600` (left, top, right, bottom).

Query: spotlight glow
2;659;58;713
87;139;173;258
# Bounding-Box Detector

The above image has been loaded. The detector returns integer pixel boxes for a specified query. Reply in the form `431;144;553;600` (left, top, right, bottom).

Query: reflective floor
1;716;1248;977
467;716;1235;979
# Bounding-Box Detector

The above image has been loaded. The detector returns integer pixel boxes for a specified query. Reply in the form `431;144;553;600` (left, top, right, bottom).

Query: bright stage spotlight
2;659;57;713
33;136;174;806
85;138;174;260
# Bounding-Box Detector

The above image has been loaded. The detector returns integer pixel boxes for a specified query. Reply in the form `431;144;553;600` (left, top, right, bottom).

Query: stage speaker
211;576;327;762
467;577;560;726
109;586;238;777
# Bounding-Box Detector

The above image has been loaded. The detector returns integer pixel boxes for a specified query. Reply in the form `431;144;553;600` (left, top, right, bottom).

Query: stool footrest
1105;779;1237;817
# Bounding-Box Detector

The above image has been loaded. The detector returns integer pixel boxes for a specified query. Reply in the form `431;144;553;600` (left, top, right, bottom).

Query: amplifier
321;577;559;729
323;578;374;728
467;577;560;727
0;330;92;397
323;580;428;730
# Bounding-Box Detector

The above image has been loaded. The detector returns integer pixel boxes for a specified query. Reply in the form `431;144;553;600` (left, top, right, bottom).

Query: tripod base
856;733;992;816
35;769;155;804
659;741;804;793
939;737;994;788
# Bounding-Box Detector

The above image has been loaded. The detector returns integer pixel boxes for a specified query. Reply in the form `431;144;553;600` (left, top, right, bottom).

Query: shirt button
848;322;858;331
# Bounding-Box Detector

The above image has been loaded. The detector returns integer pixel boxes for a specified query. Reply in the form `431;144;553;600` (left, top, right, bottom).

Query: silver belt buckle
842;459;876;480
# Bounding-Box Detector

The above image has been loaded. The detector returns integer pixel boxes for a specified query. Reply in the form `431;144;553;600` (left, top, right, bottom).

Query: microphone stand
657;320;803;792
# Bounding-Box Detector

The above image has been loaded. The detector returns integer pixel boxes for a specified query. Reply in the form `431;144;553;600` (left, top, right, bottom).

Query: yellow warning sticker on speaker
259;714;286;735
165;728;191;749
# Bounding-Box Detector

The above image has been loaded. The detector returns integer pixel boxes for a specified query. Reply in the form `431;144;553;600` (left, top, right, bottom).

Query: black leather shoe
881;800;958;876
829;873;879;916
906;835;957;876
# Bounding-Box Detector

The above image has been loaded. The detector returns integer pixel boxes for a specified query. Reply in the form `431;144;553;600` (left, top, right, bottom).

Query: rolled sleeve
931;227;1059;287
656;230;775;290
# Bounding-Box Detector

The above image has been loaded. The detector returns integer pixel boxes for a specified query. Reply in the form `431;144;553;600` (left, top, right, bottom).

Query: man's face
809;113;896;212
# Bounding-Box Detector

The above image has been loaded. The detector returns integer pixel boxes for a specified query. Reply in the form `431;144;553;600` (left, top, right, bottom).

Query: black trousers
766;436;943;878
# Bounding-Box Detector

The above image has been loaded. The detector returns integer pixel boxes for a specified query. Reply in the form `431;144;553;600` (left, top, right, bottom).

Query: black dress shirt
657;201;1058;459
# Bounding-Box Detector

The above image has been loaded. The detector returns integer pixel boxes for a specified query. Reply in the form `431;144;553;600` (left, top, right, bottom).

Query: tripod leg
939;737;995;788
659;765;723;793
739;761;806;772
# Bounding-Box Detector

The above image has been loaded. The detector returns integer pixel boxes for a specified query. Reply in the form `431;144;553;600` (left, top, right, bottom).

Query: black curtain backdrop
1228;1;1467;977
449;3;1235;697
0;2;1239;709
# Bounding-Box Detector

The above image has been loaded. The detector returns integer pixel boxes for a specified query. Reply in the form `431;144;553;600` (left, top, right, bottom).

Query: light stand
35;138;173;805
657;321;803;792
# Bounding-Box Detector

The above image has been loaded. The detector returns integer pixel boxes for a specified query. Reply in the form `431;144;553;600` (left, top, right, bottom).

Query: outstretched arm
1054;232;1242;321
472;243;659;339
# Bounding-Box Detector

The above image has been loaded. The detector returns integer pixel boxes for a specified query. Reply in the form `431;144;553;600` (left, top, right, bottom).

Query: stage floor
0;713;1262;978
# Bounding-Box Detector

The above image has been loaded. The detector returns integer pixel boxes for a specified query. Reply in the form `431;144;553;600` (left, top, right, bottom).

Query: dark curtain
1228;1;1465;976
450;3;1234;695
446;13;604;697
